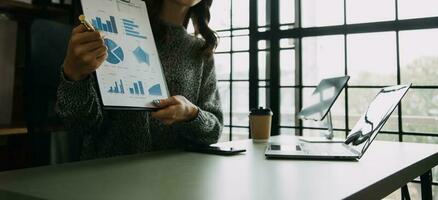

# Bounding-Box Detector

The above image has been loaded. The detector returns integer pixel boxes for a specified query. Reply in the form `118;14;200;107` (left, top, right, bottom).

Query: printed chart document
81;0;169;110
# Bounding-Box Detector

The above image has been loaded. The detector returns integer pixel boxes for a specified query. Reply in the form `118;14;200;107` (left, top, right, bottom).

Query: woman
57;0;223;160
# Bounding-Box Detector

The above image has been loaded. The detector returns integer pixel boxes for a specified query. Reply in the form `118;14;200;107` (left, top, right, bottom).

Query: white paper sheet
80;0;169;109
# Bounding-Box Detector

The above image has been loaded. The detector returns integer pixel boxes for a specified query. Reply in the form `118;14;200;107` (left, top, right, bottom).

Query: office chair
25;19;80;166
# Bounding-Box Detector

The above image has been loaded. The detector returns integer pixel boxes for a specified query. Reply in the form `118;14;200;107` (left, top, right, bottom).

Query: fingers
151;107;177;125
155;96;180;108
72;31;104;45
79;46;107;68
73;41;105;58
72;25;88;34
81;39;106;52
90;46;108;58
96;53;107;61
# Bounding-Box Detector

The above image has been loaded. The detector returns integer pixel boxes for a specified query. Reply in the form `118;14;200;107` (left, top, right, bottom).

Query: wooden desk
0;136;437;200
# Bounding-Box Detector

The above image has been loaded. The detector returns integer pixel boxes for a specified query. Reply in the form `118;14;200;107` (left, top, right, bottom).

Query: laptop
265;84;411;160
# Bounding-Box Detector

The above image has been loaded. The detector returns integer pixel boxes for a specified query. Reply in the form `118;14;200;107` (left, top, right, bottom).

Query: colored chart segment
129;81;145;95
133;47;150;65
108;79;125;94
148;84;162;96
104;39;124;64
122;19;147;39
92;16;118;33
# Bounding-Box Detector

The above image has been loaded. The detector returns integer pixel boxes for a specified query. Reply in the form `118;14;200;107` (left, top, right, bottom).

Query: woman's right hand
63;25;108;81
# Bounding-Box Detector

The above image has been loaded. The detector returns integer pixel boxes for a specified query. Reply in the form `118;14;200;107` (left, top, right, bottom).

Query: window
209;0;438;197
210;0;250;141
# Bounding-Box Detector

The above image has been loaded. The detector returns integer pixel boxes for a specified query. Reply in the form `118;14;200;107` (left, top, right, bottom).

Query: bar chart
129;81;146;95
92;16;118;34
122;19;147;39
108;79;125;94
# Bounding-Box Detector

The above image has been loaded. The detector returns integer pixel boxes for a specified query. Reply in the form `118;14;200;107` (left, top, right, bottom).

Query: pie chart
104;38;124;64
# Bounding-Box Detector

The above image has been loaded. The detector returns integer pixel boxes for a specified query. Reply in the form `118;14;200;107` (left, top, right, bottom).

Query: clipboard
80;0;169;110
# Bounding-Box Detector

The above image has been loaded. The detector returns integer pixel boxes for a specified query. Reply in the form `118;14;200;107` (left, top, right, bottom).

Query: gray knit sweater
56;23;223;160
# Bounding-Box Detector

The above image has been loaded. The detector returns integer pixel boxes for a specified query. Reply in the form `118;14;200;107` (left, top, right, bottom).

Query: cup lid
250;107;273;115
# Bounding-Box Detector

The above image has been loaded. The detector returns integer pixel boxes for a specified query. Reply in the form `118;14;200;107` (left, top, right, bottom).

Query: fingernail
153;99;161;105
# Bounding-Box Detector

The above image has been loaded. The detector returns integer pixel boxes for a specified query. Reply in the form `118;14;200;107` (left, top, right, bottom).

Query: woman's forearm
56;70;103;131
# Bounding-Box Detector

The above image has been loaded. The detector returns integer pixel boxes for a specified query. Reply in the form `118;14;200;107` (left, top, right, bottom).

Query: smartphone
185;145;246;155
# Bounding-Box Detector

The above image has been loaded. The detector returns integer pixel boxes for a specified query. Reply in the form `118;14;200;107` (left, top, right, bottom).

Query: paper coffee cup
249;107;273;142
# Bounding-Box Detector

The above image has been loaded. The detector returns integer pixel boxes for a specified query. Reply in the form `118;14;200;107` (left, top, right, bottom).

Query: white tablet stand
298;111;344;143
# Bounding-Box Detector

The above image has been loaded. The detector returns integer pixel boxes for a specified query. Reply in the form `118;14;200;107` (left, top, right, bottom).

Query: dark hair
146;0;218;58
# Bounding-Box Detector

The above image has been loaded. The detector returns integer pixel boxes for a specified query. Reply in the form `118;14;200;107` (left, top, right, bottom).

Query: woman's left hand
151;95;199;125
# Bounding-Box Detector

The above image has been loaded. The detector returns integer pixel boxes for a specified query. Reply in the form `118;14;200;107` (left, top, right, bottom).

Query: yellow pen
79;15;96;32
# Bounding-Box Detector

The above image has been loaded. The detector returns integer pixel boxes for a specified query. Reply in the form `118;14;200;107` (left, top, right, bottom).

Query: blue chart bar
96;17;102;29
122;19;147;39
122;19;134;24
108;79;125;94
119;80;124;93
125;30;140;35
91;16;118;34
134;83;139;95
129;81;146;95
106;20;112;32
138;81;145;94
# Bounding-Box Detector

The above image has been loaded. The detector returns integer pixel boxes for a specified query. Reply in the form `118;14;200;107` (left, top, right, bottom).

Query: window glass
398;0;438;19
346;0;395;24
210;0;230;30
258;0;268;26
376;134;398;142
347;32;397;85
214;53;230;80
402;89;438;134
259;87;267;108
232;82;249;126
232;0;249;28
216;36;231;52
302;35;345;86
279;38;294;49
232;36;249;51
400;29;438;85
301;0;344;27
232;127;250;140
280;49;295;86
218;82;231;126
280;88;296;126
279;0;295;24
232;52;249;80
258;51;268;80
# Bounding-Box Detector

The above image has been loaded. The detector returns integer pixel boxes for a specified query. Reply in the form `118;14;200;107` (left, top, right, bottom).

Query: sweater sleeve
175;57;224;145
55;68;103;132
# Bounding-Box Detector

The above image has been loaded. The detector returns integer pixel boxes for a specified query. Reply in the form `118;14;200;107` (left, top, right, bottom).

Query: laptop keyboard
298;143;356;155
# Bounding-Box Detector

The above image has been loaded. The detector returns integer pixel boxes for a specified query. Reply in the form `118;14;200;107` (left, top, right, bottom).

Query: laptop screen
346;85;410;157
